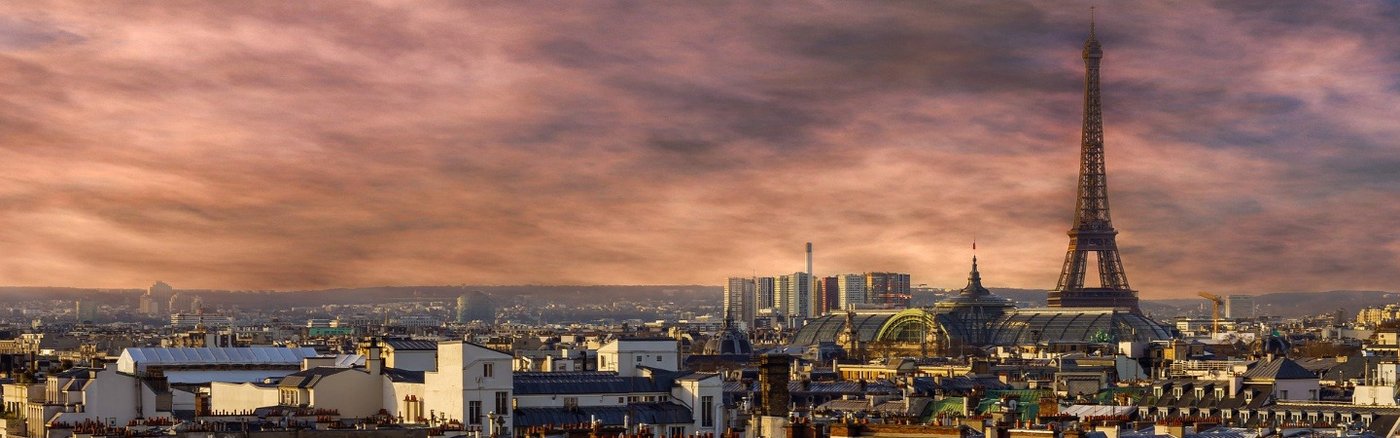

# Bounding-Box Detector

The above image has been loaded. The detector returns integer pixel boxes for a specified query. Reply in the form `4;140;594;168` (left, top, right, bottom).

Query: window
1308;389;1317;400
657;355;662;362
701;396;714;428
627;396;639;403
483;362;494;378
636;355;643;362
469;401;482;424
669;426;685;437
564;397;579;409
495;391;509;414
1279;390;1289;400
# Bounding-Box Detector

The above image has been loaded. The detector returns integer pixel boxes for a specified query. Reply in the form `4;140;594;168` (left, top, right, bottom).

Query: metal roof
280;367;356;388
1242;358;1316;380
384;339;439;351
163;369;299;384
513;403;693;428
118;347;320;373
513;371;676;395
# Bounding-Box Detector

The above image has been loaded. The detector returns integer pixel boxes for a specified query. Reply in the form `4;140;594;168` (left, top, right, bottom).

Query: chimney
368;338;383;377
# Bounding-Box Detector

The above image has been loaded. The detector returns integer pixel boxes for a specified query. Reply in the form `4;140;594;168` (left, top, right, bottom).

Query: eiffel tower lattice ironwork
1048;18;1141;314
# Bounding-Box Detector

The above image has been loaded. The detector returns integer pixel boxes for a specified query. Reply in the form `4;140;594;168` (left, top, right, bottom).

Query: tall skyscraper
781;272;814;319
774;275;791;316
723;277;757;325
816;276;839;315
866;272;912;308
837;274;867;310
754;276;776;310
1048;21;1141;314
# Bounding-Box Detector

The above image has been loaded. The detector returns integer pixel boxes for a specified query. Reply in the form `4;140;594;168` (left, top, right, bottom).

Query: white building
25;348;317;436
597;338;678;377
40;365;196;436
378;339;439;372
777;272;814;320
209;342;426;421
423;341;514;435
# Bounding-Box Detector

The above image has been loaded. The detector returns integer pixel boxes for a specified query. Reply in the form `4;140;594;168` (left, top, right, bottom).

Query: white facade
423;341;514;434
674;373;724;436
382;344;438;372
209;381;280;412
597;338;678;377
285;368;385;418
779;272;814;319
33;364;194;438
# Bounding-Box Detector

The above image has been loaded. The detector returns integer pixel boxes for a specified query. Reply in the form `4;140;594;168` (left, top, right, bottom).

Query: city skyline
0;2;1397;296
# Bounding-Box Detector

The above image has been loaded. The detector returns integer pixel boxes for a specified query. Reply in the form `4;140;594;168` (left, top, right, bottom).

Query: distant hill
916;287;1398;318
2;285;1394;318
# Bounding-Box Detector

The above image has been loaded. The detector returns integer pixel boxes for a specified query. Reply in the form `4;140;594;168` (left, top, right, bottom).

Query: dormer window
1195;388;1204;399
1215;388;1225;399
1173;388;1183;398
1153;387;1163;397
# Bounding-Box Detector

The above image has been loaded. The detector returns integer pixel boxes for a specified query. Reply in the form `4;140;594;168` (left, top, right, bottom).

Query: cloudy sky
0;1;1396;297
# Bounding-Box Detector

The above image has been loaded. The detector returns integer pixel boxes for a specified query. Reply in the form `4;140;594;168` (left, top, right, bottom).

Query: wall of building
1273;378;1320;401
306;370;383;418
422;342;512;431
597;340;677;377
673;374;723;436
211;382;280;412
386;350;437;372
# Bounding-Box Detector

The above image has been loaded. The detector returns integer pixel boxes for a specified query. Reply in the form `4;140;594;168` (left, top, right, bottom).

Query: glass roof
987;309;1171;345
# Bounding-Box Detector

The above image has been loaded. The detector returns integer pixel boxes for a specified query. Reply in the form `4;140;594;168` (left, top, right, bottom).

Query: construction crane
1198;291;1225;336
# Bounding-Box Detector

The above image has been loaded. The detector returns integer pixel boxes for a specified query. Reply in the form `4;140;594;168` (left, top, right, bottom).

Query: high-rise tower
1048;18;1141;314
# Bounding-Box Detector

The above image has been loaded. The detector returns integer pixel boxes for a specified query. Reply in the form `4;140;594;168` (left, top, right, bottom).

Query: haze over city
1;2;1397;297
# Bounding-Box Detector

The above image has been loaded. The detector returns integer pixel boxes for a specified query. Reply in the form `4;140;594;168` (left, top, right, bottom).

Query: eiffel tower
1047;17;1141;314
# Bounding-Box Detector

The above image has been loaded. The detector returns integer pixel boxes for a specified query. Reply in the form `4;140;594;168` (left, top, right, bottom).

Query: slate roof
513;402;692;428
1242;358;1316;380
1321;353;1380;383
383;367;424;383
513;371;677;395
384;339;438;351
911;375;1011;395
279;367;356;388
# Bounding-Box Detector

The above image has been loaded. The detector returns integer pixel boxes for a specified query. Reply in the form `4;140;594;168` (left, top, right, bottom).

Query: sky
0;1;1397;297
